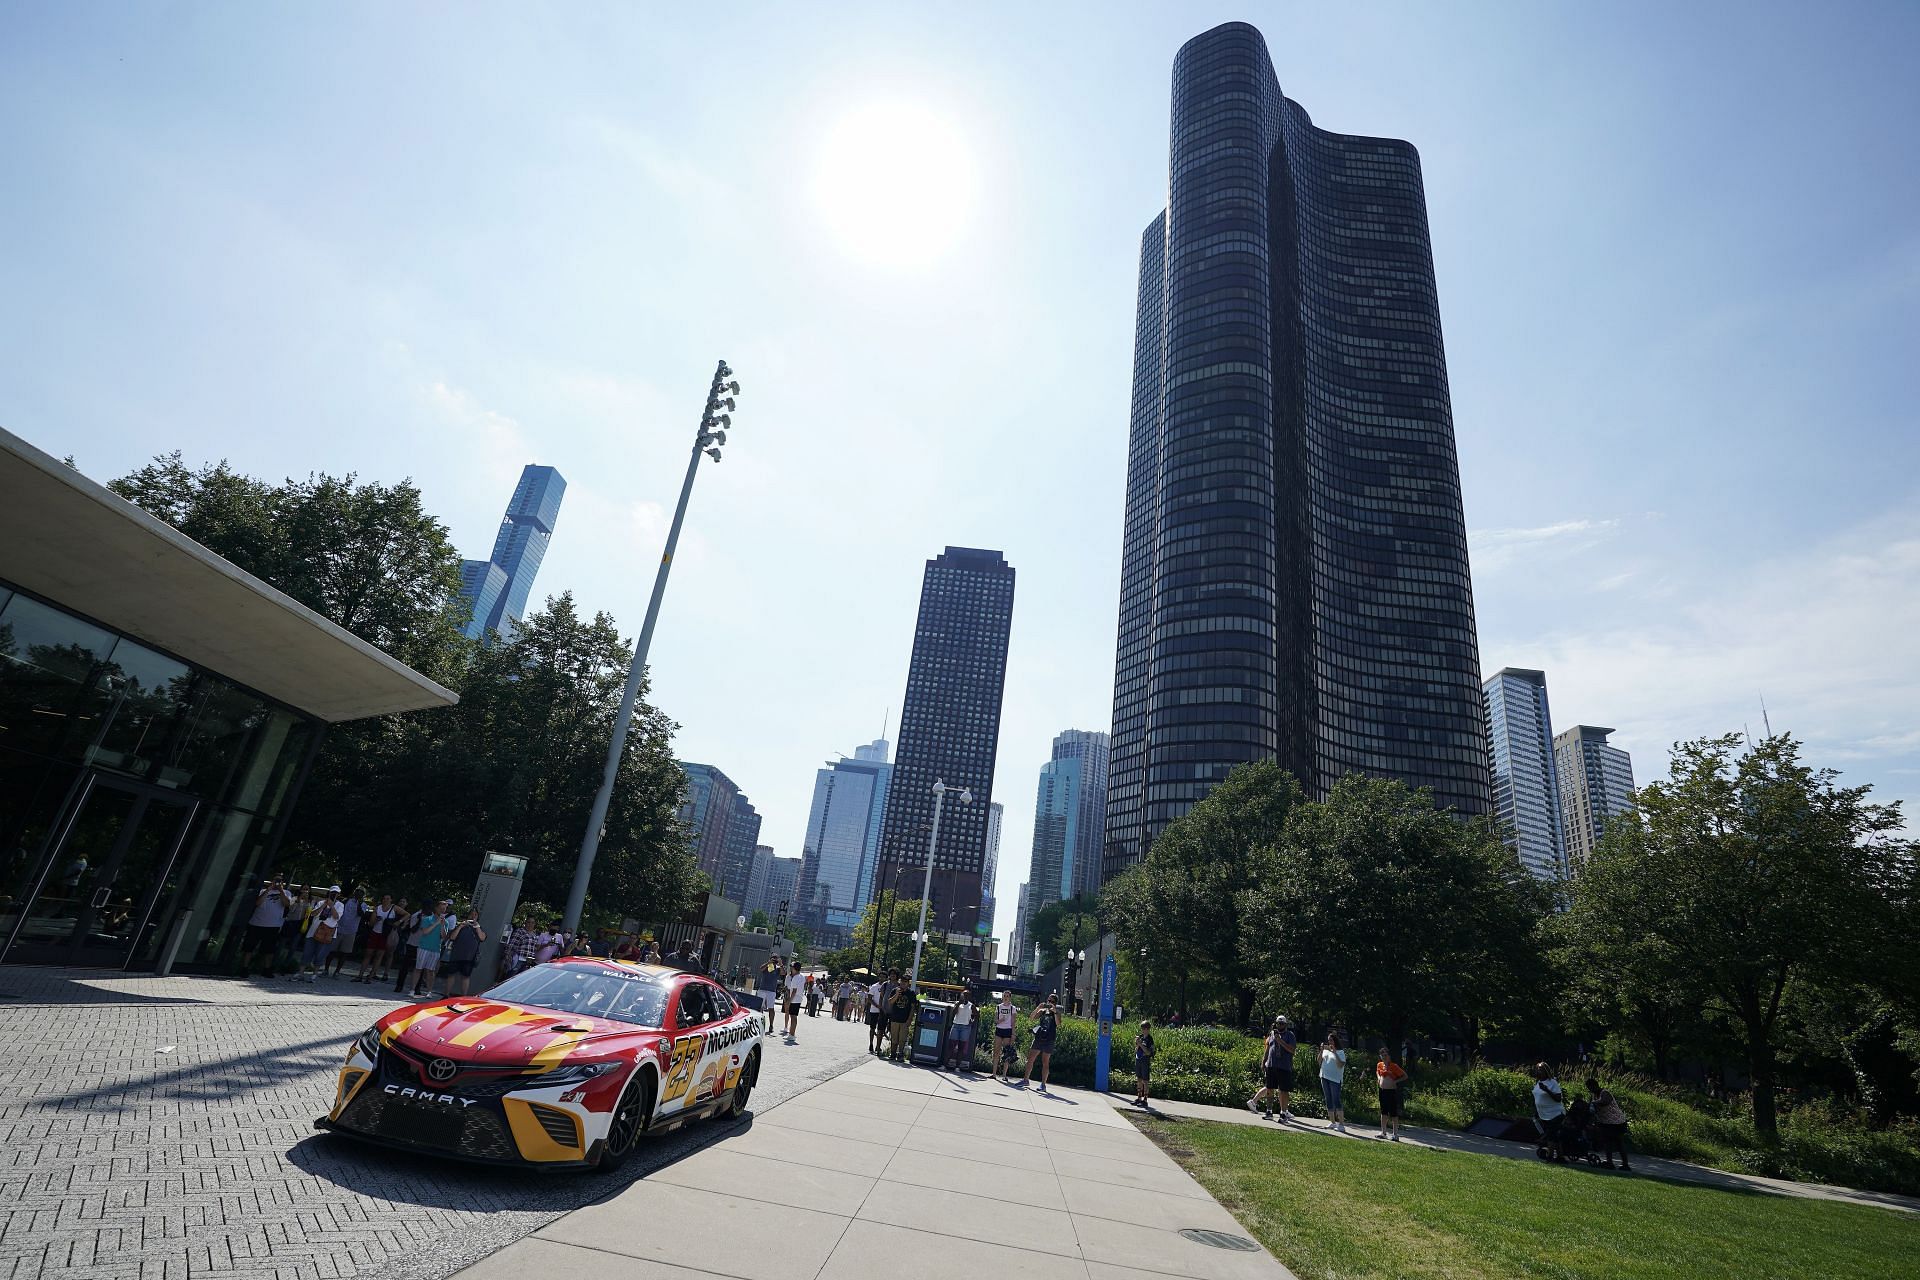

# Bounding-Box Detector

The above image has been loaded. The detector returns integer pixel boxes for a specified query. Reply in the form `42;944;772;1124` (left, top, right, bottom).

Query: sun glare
811;100;977;269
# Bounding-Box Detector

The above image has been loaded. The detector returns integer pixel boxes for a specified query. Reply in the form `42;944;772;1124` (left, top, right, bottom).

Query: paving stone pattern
0;969;874;1280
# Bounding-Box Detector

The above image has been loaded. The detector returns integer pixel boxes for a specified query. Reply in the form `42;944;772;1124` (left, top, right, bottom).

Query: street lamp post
1138;946;1149;1010
562;360;740;934
910;779;970;991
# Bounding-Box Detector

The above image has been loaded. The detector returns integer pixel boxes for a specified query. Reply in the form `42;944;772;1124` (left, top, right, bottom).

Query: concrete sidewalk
457;1057;1295;1280
1115;1092;1920;1217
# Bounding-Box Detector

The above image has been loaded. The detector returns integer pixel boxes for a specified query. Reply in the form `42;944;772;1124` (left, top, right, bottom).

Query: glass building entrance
0;582;320;971
3;773;199;967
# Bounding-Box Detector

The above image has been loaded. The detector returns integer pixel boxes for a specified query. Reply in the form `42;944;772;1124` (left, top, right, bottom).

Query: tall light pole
562;359;740;933
910;779;970;991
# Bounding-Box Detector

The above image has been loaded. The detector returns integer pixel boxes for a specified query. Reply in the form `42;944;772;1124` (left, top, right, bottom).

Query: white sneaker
1392;1134;1401;1142
1245;1098;1261;1115
1277;1111;1292;1122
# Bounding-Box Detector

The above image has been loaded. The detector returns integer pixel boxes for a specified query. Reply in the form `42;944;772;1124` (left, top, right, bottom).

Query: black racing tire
599;1070;655;1172
718;1049;759;1120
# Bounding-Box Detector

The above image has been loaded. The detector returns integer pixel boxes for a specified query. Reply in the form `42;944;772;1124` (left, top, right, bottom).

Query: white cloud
1514;506;1920;818
1470;518;1619;572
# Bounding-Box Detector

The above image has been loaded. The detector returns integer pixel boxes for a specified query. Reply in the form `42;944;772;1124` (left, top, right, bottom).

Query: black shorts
786;1002;800;1015
444;958;477;977
1265;1065;1294;1091
867;1010;883;1027
1379;1088;1403;1117
1135;1058;1151;1081
1031;1036;1056;1055
243;924;281;952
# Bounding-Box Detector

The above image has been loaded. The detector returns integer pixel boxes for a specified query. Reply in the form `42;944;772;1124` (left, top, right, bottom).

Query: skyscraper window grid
1104;22;1491;886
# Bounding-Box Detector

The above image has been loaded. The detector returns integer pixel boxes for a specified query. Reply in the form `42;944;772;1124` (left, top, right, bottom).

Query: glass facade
0;580;320;969
459;464;567;640
1105;22;1492;883
676;762;759;901
1554;725;1635;875
796;744;892;932
874;548;1015;938
1483;668;1566;879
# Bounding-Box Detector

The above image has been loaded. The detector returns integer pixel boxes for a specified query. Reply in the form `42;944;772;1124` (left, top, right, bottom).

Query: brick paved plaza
0;969;875;1280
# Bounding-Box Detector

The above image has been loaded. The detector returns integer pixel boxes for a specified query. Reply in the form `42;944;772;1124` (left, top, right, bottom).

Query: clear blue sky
4;2;1916;945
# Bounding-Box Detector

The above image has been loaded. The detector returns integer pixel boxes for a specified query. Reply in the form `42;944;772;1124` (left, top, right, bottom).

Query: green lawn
1128;1114;1920;1280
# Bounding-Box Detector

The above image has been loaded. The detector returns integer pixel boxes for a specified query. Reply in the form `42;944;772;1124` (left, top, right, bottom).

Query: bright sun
812;100;977;269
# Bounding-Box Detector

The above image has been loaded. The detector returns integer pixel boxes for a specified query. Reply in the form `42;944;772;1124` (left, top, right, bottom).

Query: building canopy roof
0;426;457;722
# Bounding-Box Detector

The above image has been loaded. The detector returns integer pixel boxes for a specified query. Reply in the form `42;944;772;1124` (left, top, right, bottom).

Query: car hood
378;999;662;1067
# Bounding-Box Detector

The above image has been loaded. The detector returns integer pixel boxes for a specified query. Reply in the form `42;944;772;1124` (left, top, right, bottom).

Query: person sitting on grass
1375;1046;1407;1141
1132;1020;1156;1108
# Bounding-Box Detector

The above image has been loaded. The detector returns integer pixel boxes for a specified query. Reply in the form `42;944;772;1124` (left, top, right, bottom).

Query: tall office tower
1103;22;1492;885
677;762;757;894
1555;726;1636;874
743;843;775;918
1483;669;1566;879
1010;881;1030;972
1023;728;1112;929
980;801;1004;937
763;855;802;924
873;547;1016;940
458;464;567;640
796;738;893;935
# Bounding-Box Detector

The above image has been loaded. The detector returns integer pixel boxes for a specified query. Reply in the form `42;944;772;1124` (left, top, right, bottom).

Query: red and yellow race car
316;958;763;1170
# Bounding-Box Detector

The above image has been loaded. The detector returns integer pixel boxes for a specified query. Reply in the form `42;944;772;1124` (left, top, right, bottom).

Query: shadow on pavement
33;1033;351;1112
286;1103;764;1213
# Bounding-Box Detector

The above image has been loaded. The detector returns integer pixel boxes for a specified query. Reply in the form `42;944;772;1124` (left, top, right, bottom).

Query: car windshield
484;964;670;1028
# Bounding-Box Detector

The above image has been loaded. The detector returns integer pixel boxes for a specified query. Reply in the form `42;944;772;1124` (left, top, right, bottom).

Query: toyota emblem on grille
427;1058;457;1083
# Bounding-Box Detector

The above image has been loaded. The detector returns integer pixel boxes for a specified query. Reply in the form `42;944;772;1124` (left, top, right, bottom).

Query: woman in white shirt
1319;1032;1348;1133
783;964;806;1039
946;994;976;1070
992;996;1018;1081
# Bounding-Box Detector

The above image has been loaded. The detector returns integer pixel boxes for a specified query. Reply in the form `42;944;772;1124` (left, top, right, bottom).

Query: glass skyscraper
458;464;567;640
1021;729;1111;953
873;547;1015;940
676;761;760;902
1554;725;1636;874
1483;668;1566;879
796;738;892;935
1104;22;1491;884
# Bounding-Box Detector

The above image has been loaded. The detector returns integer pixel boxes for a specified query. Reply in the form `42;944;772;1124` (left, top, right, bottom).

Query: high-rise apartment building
1103;22;1491;884
677;762;759;899
873;548;1016;940
980;801;1004;938
1010;881;1030;972
1022;729;1112;947
756;854;801;923
458;464;566;640
1555;726;1635;873
743;843;775;918
796;738;893;935
1483;669;1566;879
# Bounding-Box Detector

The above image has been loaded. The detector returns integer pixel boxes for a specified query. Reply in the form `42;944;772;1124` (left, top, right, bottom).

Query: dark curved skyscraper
1104;22;1491;883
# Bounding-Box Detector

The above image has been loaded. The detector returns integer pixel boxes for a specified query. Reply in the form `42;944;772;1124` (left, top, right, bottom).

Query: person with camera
238;880;293;977
1532;1062;1569;1160
1318;1030;1349;1133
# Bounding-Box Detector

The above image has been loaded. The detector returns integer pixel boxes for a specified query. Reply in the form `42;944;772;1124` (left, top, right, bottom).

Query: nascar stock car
316;958;763;1170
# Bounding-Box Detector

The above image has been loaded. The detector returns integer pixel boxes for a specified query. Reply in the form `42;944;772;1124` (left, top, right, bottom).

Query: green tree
844;891;956;983
1566;733;1910;1137
110;456;699;931
1025;894;1101;972
1239;774;1550;1051
1105;762;1302;1027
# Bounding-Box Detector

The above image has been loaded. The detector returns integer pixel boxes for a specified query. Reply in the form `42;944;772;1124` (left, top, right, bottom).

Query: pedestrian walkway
457;1058;1296;1280
1112;1092;1920;1217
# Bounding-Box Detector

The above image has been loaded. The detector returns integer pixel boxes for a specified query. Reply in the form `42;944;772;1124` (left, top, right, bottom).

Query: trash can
910;999;954;1067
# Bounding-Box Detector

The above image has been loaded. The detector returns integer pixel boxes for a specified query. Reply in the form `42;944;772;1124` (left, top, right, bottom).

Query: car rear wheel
600;1071;655;1171
718;1050;758;1120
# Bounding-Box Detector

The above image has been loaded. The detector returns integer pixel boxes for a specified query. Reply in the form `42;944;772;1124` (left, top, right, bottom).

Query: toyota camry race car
316;958;763;1170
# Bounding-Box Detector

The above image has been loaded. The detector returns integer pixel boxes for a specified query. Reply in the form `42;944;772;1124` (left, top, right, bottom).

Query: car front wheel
599;1071;655;1171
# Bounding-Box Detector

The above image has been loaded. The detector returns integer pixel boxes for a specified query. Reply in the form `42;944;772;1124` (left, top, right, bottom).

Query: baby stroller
1536;1098;1604;1165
